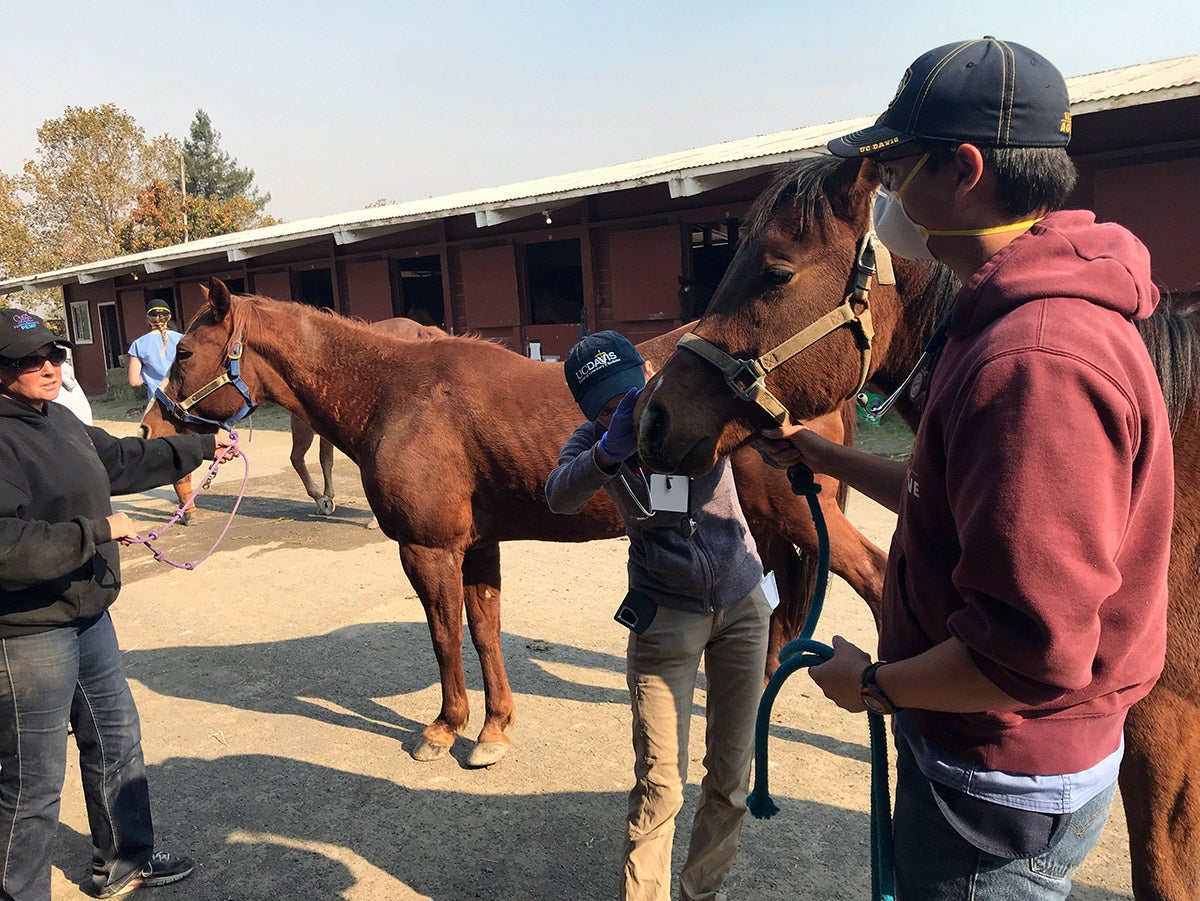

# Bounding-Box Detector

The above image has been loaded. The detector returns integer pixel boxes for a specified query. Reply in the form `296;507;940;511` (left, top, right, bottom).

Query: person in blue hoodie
0;307;237;900
546;331;770;901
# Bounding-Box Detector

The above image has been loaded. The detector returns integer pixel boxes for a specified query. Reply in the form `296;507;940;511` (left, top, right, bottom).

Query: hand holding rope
124;430;250;570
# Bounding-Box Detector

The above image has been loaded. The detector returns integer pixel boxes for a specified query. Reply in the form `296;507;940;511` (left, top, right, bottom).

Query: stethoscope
856;305;955;423
617;467;698;537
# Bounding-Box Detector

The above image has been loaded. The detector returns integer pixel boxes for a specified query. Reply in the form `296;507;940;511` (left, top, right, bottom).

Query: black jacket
0;397;215;637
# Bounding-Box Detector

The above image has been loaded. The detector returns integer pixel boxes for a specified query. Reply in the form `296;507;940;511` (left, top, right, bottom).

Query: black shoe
94;851;195;898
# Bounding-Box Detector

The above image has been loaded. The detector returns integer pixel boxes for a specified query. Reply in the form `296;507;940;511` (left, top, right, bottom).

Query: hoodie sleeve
87;427;217;496
942;348;1135;705
545;422;617;515
0;471;112;591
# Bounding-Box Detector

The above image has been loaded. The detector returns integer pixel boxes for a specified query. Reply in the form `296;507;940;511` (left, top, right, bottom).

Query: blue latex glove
598;388;642;462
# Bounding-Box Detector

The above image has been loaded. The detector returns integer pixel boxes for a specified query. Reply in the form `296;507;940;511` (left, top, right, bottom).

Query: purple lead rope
125;430;250;570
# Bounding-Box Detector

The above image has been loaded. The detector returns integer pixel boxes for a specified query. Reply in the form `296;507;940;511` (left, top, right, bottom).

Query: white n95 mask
873;188;938;261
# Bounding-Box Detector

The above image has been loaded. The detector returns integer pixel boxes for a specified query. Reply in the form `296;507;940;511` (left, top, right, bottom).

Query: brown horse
637;154;1200;901
141;278;887;768
285;317;446;517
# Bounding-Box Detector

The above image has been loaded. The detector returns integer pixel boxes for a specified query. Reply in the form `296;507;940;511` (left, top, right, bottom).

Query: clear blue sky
4;0;1195;222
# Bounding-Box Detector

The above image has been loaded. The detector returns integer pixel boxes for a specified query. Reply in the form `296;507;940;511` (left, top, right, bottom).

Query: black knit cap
564;331;645;420
0;308;72;359
828;37;1072;158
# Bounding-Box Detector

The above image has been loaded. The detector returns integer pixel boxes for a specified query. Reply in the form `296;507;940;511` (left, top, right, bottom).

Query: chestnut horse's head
143;277;257;437
637;155;895;475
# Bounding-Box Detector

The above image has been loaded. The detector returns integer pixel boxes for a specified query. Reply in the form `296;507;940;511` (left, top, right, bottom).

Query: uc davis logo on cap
885;68;912;114
574;349;622;383
1059;111;1072;137
12;312;38;331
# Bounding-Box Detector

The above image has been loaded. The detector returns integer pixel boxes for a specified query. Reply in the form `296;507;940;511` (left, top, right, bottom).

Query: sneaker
94;851;195;898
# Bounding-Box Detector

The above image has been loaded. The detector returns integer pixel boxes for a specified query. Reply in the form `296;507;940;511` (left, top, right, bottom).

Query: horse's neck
247;304;406;449
873;261;954;386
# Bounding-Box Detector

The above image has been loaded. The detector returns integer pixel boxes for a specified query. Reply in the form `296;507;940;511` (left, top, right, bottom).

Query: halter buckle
726;358;768;402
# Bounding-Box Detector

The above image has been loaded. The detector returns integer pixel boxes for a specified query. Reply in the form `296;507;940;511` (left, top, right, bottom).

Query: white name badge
648;473;690;513
761;571;781;610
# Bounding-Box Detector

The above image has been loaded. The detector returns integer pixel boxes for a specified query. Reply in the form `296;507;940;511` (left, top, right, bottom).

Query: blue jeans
0;613;154;901
893;729;1116;900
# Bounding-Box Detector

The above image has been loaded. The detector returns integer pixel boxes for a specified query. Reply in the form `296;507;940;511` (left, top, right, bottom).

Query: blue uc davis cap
828;37;1072;158
564;331;645;420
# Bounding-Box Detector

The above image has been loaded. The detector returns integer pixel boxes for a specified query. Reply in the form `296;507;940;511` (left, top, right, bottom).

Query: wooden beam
474;203;562;229
668;168;766;199
333;222;421;245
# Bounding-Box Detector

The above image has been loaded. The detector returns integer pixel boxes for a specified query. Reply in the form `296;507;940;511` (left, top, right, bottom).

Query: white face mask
873;187;938;261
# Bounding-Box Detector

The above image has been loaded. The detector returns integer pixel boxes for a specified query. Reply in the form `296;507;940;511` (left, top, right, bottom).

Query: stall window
526;239;584;326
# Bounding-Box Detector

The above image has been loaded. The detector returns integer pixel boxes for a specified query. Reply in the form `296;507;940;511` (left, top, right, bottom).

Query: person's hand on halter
214;431;241;461
599;388;642;462
754;422;836;472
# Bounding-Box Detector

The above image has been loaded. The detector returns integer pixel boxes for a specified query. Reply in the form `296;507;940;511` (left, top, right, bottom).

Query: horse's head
148;277;260;435
638;156;893;475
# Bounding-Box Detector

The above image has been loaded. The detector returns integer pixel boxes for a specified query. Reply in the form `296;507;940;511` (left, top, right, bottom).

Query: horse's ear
825;157;879;227
207;277;232;321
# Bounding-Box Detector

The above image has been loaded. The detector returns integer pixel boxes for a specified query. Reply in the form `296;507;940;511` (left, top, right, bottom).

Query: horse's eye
175;348;192;361
763;267;793;286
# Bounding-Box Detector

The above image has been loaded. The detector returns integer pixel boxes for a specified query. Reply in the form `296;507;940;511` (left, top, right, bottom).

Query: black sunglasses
4;346;69;373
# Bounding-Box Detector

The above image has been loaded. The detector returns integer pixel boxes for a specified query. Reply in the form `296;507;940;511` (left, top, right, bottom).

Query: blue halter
154;335;257;431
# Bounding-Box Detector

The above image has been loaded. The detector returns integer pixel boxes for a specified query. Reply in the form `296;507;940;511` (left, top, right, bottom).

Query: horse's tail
1136;289;1200;434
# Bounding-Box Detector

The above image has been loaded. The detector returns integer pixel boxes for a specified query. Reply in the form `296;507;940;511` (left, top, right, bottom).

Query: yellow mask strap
895;153;930;198
924;217;1045;237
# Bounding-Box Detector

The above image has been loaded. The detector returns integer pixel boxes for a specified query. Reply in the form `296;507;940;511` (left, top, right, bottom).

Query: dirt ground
48;417;1136;900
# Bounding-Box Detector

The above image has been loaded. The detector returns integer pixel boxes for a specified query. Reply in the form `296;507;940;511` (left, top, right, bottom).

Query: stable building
2;54;1197;396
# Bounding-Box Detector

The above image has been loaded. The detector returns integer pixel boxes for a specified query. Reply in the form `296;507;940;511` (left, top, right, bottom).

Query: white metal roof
4;54;1197;296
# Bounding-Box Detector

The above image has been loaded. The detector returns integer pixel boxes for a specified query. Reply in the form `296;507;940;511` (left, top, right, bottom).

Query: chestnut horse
285;317;445;517
142;278;888;768
637;154;1200;901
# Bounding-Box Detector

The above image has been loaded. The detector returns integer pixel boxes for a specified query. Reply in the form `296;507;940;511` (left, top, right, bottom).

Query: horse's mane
906;261;960;348
744;156;846;241
1136;290;1200;432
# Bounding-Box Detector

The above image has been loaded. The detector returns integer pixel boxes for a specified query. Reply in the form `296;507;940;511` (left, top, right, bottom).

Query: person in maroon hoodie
757;38;1173;899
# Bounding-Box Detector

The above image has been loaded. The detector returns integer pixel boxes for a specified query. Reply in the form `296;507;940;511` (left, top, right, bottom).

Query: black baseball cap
0;308;72;359
147;301;172;316
828;37;1072;158
564;331;645;420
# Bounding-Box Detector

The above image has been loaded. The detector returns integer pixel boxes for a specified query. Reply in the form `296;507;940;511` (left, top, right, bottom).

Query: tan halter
676;231;894;428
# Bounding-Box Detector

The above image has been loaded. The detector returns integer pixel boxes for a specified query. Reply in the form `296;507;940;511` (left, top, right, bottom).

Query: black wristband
860;661;899;715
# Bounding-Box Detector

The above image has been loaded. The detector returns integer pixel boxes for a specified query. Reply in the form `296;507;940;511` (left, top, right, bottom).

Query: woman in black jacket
0;307;235;900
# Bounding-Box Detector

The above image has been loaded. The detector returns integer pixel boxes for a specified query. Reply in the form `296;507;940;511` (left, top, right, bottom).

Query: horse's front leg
399;542;470;762
461;541;515;767
819;486;887;627
1121;678;1200;899
172;474;195;525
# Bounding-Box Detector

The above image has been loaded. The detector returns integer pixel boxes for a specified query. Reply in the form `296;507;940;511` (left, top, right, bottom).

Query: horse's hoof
178;510;192;527
466;741;510;768
367;518;379;530
316;497;336;516
410;738;452;762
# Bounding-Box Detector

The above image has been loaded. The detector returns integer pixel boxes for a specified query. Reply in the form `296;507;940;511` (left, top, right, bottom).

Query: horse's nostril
639;400;668;453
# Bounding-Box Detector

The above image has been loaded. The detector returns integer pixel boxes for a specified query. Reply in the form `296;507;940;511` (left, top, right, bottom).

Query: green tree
183;109;270;211
21;104;177;266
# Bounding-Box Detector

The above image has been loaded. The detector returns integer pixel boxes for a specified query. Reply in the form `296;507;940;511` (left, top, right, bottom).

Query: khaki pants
621;584;770;901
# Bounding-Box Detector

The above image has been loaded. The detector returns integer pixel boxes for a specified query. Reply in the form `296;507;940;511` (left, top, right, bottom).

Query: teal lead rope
746;465;895;901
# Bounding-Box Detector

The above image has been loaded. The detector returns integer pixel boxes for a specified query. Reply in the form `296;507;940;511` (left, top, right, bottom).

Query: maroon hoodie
880;210;1174;775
